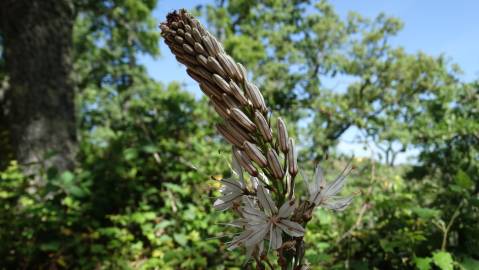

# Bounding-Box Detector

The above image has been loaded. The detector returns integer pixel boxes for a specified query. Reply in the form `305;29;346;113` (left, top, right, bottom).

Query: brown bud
267;149;284;179
199;82;222;98
230;108;256;132
277;117;289;153
212;74;231;94
245;82;267;112
174;35;184;44
287;138;298;177
182;43;195;55
217;53;237;80
243;142;268;167
184;32;195;44
207;56;227;77
237;62;247;82
194;42;206;55
254;111;272;142
222;93;240;109
229;80;248;106
217;124;243;148
191;28;202;42
234;148;258;176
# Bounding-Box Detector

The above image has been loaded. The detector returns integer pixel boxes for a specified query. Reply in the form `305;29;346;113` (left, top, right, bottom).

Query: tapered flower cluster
160;9;354;268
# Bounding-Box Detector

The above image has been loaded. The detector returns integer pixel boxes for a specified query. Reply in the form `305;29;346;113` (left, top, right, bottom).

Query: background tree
0;0;77;172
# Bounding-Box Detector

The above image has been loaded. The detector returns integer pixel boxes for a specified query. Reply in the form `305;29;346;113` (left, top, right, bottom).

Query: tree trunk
0;0;77;173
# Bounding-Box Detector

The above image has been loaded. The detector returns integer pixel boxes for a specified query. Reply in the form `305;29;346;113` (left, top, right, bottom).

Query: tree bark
0;0;77;172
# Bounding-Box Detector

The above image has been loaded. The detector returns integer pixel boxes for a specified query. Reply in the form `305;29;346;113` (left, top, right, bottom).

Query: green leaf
412;207;440;219
414;257;432;270
456;170;474;189
173;233;188;246
432;251;454;270
460;257;479;270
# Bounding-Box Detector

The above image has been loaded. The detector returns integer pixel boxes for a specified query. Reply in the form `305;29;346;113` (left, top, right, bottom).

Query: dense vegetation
0;0;477;269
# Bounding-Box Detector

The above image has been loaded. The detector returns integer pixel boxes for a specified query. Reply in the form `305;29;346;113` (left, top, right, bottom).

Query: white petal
270;226;283;250
324;163;351;197
241;205;267;223
322;196;354;211
220;177;244;193
278;219;305;237
278;200;296;218
214;191;242;210
257;184;278;216
308;189;323;206
231;152;245;186
227;230;253;250
244;223;269;247
312;165;324;195
213;199;233;211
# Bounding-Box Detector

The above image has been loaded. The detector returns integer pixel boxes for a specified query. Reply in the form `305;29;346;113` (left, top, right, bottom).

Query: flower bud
254;111;272;142
230;108;256;132
229;80;248;106
217;124;242;148
182;43;195;55
245;82;267;112
208;56;227;77
267;149;284;179
194;42;206;54
277;117;289;153
234;148;258;176
212;74;231;94
243;142;267;167
287;138;298;177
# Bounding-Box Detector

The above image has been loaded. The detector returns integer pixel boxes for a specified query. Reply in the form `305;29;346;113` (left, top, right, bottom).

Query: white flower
227;184;305;251
307;163;354;211
213;154;247;211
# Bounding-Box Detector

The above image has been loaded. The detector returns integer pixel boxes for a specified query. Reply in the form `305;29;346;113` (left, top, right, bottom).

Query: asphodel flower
228;184;304;251
214;155;248;211
307;164;354;211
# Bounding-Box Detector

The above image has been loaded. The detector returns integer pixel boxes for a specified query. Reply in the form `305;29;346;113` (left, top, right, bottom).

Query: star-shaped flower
214;154;248;211
307;163;354;211
227;184;305;251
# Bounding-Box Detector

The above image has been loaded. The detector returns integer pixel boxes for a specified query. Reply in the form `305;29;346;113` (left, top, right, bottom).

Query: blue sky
141;0;479;164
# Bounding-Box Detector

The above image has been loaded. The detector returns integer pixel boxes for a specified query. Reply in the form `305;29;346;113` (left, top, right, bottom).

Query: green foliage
0;0;478;269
